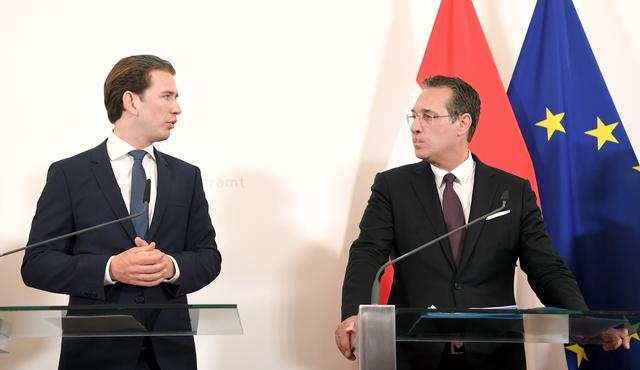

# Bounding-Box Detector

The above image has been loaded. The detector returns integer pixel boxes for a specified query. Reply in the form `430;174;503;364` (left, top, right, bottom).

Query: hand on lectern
335;315;357;360
602;328;631;351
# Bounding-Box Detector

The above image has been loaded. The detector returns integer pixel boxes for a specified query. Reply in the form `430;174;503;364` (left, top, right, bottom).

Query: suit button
135;295;145;303
453;282;462;290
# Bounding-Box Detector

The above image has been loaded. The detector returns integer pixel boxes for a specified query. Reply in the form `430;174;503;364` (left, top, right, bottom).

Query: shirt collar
430;151;475;187
106;131;156;161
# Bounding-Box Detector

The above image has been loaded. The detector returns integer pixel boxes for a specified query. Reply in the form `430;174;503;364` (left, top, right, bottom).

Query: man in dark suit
21;55;221;370
335;76;627;369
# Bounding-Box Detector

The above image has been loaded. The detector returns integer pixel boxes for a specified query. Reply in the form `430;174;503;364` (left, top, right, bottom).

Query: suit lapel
458;156;499;271
410;161;455;270
89;141;136;241
146;149;171;241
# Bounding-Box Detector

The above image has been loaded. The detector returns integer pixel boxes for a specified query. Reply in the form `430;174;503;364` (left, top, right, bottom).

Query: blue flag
508;0;640;368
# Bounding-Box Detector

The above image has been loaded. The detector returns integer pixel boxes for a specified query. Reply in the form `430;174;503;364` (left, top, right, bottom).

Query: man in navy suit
21;55;221;370
335;76;628;369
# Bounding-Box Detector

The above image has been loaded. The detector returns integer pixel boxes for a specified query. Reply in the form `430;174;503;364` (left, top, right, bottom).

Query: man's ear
122;91;140;115
457;113;472;137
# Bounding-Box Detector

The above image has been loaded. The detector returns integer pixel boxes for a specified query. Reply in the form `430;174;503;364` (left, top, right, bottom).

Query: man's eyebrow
412;108;435;114
160;90;178;97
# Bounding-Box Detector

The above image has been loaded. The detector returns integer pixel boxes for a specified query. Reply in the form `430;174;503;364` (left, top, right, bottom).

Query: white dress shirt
107;132;158;220
430;151;476;223
103;132;180;285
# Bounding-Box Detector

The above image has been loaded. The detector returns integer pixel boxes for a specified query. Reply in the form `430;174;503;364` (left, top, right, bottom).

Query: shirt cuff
104;256;117;285
164;255;181;284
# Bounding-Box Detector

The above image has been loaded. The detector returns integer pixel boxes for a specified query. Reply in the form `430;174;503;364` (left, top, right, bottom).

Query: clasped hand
109;237;175;287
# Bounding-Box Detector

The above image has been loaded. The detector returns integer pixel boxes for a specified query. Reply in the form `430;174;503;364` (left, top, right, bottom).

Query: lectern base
358;305;396;370
0;319;9;353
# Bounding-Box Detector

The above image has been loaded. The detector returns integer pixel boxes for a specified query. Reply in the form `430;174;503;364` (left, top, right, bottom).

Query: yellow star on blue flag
625;319;640;341
566;344;589;367
536;107;566;140
584;117;619;150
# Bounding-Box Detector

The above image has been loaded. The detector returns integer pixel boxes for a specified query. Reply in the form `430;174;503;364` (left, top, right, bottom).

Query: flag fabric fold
508;0;640;368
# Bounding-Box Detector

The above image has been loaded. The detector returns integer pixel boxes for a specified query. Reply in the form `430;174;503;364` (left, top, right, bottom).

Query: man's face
410;86;465;166
134;69;181;145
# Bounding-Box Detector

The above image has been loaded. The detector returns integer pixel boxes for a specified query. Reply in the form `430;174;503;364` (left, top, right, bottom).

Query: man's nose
410;119;422;133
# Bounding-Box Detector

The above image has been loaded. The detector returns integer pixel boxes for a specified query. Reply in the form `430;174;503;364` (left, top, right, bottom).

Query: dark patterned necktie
442;173;465;267
129;150;148;239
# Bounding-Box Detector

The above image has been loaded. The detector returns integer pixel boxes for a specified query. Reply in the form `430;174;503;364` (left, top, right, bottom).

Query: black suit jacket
21;141;222;370
341;156;587;370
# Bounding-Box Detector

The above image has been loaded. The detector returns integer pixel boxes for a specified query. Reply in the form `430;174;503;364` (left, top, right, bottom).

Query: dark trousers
396;342;468;370
136;338;160;370
437;344;468;370
397;341;525;370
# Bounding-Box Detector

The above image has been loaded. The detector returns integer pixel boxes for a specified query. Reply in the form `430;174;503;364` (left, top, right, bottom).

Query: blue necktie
129;150;149;239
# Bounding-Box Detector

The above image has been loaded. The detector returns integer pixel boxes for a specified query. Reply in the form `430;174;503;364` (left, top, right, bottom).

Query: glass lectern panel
395;308;636;344
357;306;640;370
0;304;242;339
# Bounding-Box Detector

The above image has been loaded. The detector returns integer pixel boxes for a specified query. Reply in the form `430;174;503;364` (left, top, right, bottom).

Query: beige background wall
0;1;638;369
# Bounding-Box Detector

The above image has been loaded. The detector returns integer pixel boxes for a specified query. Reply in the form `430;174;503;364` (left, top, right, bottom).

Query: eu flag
507;0;640;368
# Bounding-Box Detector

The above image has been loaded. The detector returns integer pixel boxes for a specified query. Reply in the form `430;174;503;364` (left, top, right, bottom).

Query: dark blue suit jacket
21;141;222;370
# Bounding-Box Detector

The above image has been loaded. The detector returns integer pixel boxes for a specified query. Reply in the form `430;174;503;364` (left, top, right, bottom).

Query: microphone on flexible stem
1;179;151;257
370;190;510;305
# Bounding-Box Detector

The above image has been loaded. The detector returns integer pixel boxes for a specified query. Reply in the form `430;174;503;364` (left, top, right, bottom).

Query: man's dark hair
422;75;481;141
104;55;176;123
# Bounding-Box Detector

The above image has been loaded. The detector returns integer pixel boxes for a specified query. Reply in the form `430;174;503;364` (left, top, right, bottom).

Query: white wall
0;1;637;369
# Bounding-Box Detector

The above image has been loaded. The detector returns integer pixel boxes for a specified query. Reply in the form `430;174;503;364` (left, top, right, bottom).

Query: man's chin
154;132;171;143
414;150;430;161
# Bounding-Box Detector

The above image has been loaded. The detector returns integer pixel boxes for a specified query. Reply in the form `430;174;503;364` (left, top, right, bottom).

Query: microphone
1;179;151;257
370;190;510;304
